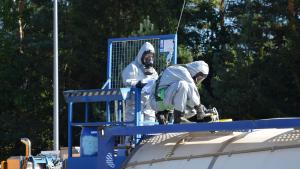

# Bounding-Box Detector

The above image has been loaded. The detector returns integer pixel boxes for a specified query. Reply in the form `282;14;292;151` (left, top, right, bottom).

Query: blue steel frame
65;34;300;169
65;87;145;169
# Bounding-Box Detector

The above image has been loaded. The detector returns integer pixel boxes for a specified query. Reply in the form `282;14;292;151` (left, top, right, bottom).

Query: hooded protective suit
122;42;158;123
150;61;209;118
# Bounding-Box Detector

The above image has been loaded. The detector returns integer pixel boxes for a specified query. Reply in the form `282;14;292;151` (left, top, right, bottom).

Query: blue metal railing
64;87;141;159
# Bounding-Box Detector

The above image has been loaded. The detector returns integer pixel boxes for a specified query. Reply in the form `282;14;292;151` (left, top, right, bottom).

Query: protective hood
135;42;155;66
186;61;209;77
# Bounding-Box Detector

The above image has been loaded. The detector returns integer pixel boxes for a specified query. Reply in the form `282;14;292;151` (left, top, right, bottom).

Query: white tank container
124;129;300;169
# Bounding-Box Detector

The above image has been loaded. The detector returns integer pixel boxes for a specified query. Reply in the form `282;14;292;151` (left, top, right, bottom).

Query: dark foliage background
0;0;299;161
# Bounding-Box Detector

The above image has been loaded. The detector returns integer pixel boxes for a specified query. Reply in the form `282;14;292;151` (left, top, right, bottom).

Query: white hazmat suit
122;42;158;123
150;61;209;122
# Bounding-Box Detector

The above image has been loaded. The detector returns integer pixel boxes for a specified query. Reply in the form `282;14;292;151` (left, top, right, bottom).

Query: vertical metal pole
118;101;122;122
107;40;112;89
134;88;141;126
68;102;73;157
85;103;89;122
53;0;59;151
114;101;118;122
105;41;112;122
174;34;178;64
134;88;142;143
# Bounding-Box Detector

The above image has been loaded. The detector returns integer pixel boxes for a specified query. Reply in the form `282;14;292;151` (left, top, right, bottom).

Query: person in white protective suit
122;42;158;124
150;60;215;124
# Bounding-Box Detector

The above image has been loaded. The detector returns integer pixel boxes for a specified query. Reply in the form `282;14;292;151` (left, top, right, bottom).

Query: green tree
2;0;299;162
180;0;300;120
0;0;54;160
131;15;158;36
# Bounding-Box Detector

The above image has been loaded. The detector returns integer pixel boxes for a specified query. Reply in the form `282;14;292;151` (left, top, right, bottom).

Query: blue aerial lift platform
63;34;300;169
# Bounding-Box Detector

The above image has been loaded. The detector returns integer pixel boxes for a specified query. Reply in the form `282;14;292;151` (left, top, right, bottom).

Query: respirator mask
142;51;155;75
193;72;208;85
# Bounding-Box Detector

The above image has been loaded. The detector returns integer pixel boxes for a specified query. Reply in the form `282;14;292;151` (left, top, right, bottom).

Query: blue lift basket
63;34;300;169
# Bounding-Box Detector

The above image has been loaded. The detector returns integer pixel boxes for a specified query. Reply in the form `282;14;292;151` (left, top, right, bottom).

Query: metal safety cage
100;34;178;127
103;34;177;89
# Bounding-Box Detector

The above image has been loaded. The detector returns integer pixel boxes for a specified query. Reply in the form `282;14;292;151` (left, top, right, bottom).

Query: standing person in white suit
150;61;215;124
122;42;158;124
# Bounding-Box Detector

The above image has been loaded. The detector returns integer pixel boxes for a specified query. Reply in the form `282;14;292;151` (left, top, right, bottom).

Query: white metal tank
124;128;300;169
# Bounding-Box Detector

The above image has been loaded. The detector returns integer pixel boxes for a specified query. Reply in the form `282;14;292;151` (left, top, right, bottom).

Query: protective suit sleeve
122;63;139;86
186;84;201;107
142;79;156;94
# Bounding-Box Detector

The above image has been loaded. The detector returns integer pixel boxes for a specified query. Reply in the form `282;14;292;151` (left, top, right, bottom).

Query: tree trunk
220;0;225;27
18;0;25;53
287;0;296;32
288;0;295;17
